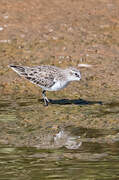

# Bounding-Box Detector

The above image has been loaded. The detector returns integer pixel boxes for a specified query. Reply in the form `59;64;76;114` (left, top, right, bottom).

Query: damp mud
0;0;119;147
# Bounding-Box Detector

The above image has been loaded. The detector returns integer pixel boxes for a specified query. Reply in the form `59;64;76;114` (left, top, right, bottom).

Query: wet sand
0;0;119;146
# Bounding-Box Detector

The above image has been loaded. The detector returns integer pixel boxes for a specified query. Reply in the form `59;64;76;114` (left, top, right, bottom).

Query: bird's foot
42;90;50;106
44;97;50;106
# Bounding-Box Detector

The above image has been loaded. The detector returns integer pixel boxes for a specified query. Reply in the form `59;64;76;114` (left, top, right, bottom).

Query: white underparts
44;80;70;91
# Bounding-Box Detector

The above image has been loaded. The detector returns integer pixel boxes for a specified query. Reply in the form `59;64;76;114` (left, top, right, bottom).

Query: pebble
4;15;9;19
0;26;4;31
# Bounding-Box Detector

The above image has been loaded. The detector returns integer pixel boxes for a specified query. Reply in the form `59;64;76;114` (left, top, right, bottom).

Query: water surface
0;96;119;179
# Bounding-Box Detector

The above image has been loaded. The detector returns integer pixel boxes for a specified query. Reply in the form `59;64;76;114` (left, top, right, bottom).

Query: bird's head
66;67;81;81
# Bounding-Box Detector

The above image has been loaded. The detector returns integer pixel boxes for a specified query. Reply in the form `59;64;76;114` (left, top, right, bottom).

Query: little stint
9;65;81;106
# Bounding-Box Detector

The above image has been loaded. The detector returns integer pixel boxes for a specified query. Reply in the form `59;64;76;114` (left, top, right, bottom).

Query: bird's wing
10;65;57;88
25;67;56;88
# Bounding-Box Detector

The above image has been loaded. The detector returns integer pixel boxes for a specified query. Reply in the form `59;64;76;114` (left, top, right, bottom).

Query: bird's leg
42;90;49;106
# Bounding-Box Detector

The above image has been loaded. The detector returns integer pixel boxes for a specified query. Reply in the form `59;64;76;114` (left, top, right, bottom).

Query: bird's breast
49;80;70;91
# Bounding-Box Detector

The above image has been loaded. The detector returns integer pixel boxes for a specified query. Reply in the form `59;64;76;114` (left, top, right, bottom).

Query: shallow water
0;144;119;180
0;96;119;179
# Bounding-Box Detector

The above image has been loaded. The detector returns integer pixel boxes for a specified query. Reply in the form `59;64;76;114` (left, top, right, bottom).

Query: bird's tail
9;65;26;76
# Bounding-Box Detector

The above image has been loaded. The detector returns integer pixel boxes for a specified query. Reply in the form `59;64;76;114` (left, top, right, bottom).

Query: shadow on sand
39;98;103;106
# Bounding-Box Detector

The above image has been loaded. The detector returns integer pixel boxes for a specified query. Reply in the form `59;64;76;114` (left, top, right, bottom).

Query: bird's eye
75;73;79;77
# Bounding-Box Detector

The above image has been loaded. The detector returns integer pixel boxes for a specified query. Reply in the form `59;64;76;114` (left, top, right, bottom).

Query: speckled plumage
9;65;81;106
